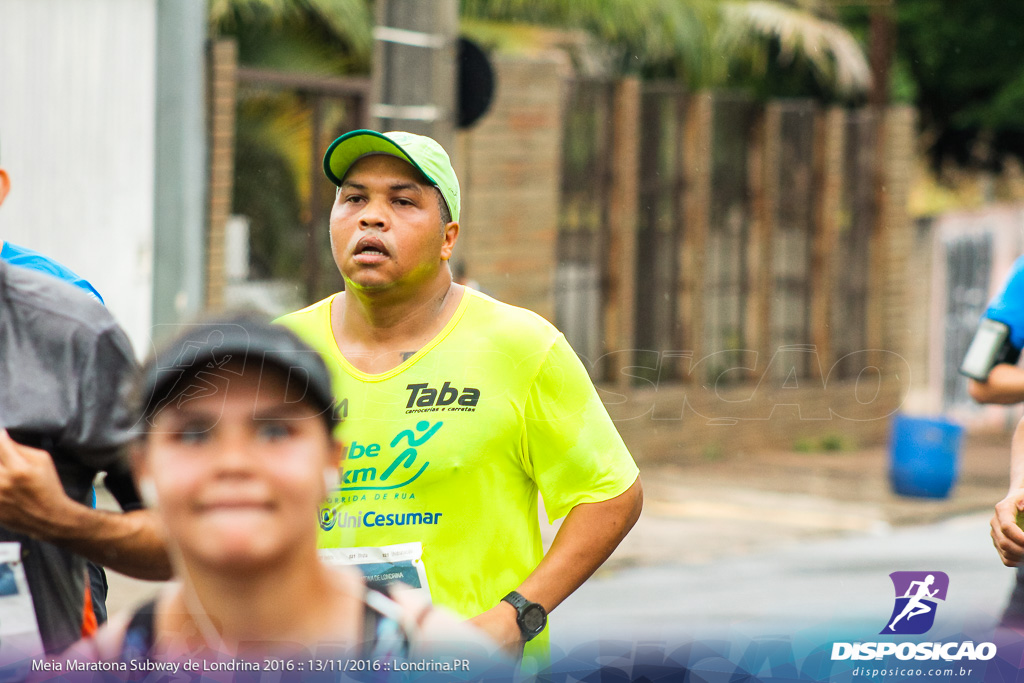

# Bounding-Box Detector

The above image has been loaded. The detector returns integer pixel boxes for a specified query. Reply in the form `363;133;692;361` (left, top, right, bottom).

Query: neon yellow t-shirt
278;288;638;653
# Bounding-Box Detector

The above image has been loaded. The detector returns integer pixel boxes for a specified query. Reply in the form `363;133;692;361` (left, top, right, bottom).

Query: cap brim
323;130;438;187
144;332;251;414
139;321;338;429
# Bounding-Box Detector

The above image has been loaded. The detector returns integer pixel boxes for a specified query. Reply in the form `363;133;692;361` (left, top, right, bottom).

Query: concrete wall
609;376;908;463
0;0;157;351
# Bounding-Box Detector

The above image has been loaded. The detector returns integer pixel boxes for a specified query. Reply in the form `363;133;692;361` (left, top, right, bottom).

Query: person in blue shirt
0;156;113;625
967;255;1024;404
0;138;103;303
967;255;1024;628
0;150;168;649
0;240;103;303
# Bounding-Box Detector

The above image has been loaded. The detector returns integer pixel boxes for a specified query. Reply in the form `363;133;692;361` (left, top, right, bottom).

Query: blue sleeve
986;255;1024;350
0;242;104;304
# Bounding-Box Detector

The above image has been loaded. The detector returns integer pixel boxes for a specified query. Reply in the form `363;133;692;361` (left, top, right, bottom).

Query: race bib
320;542;432;602
0;543;44;663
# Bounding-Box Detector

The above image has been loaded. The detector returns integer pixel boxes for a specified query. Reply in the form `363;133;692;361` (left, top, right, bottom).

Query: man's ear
0;169;10;208
440;221;459;261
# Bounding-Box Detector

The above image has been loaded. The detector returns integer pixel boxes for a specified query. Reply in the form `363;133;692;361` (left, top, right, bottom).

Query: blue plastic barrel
889;414;964;499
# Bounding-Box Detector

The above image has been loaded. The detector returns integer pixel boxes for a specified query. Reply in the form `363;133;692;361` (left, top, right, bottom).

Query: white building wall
0;0;156;352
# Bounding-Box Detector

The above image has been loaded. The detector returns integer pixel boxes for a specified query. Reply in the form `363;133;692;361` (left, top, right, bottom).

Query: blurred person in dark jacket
0;143;170;656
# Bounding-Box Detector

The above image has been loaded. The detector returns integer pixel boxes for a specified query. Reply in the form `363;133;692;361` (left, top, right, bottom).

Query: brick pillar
457;54;566;319
605;77;641;387
865;109;886;366
809;107;845;377
879;106;917;366
680;92;712;368
205;39;237;310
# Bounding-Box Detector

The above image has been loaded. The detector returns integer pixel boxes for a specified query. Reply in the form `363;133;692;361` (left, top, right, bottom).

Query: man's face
329;154;457;293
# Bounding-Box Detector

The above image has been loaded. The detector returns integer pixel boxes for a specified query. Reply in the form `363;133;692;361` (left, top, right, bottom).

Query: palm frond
209;0;374;63
461;0;718;74
719;1;871;95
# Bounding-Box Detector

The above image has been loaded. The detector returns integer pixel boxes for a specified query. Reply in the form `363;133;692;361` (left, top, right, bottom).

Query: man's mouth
353;237;390;263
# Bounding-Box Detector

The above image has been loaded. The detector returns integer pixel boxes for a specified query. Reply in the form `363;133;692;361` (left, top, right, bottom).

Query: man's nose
358;197;388;229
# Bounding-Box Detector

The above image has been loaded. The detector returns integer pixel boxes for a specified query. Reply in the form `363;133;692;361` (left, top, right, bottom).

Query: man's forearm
49;505;171;580
0;431;172;580
1009;416;1024;491
470;476;643;650
517;476;643;611
969;364;1024;404
990;414;1024;566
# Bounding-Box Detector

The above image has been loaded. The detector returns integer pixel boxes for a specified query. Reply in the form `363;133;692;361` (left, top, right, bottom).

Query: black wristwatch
501;591;547;641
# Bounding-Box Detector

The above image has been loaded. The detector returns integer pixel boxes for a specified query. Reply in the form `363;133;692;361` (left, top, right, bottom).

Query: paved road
550;512;1016;648
102;447;1016;654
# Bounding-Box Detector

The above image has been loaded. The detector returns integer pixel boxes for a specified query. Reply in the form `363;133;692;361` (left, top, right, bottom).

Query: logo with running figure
881;571;949;635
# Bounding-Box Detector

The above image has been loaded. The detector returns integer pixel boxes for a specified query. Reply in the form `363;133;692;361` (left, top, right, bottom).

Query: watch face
522;604;546;634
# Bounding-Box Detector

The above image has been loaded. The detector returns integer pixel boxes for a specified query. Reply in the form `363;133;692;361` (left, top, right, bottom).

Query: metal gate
634;82;687;380
555;78;614;374
232;67;370;304
943;234;993;409
705;94;757;383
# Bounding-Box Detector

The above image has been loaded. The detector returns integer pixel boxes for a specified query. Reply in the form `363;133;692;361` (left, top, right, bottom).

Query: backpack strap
118;598;158;663
361;588;415;658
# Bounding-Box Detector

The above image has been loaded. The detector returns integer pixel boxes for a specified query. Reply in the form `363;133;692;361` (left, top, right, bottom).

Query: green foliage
461;0;716;76
717;2;869;98
209;0;373;72
901;0;1024;168
793;437;815;453
842;1;1024;169
461;0;870;97
702;442;725;461
793;433;854;453
211;0;371;295
232;109;306;281
819;433;850;452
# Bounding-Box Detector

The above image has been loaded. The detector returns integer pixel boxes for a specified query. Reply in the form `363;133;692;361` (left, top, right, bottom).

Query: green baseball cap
323;129;461;223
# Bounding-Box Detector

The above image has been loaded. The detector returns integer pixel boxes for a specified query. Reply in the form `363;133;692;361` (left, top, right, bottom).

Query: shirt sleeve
523;335;639;523
986;255;1024;350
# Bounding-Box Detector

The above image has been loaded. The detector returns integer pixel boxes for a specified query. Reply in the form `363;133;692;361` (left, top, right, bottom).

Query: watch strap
502;590;529;611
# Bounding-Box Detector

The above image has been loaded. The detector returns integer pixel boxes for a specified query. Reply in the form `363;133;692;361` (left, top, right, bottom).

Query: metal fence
555;79;615;372
233;68;369;303
556;82;884;386
706;94;758;383
832;109;876;379
943;234;993;408
768;101;817;380
635;83;687;380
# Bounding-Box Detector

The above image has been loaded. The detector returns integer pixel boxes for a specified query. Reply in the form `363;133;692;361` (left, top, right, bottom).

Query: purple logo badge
880;571;949;635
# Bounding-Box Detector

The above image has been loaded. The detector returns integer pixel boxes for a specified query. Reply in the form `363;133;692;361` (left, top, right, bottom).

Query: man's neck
331;274;460;344
331;275;464;374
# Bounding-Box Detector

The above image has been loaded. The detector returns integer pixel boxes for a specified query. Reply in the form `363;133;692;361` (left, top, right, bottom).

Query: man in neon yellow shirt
279;130;642;662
